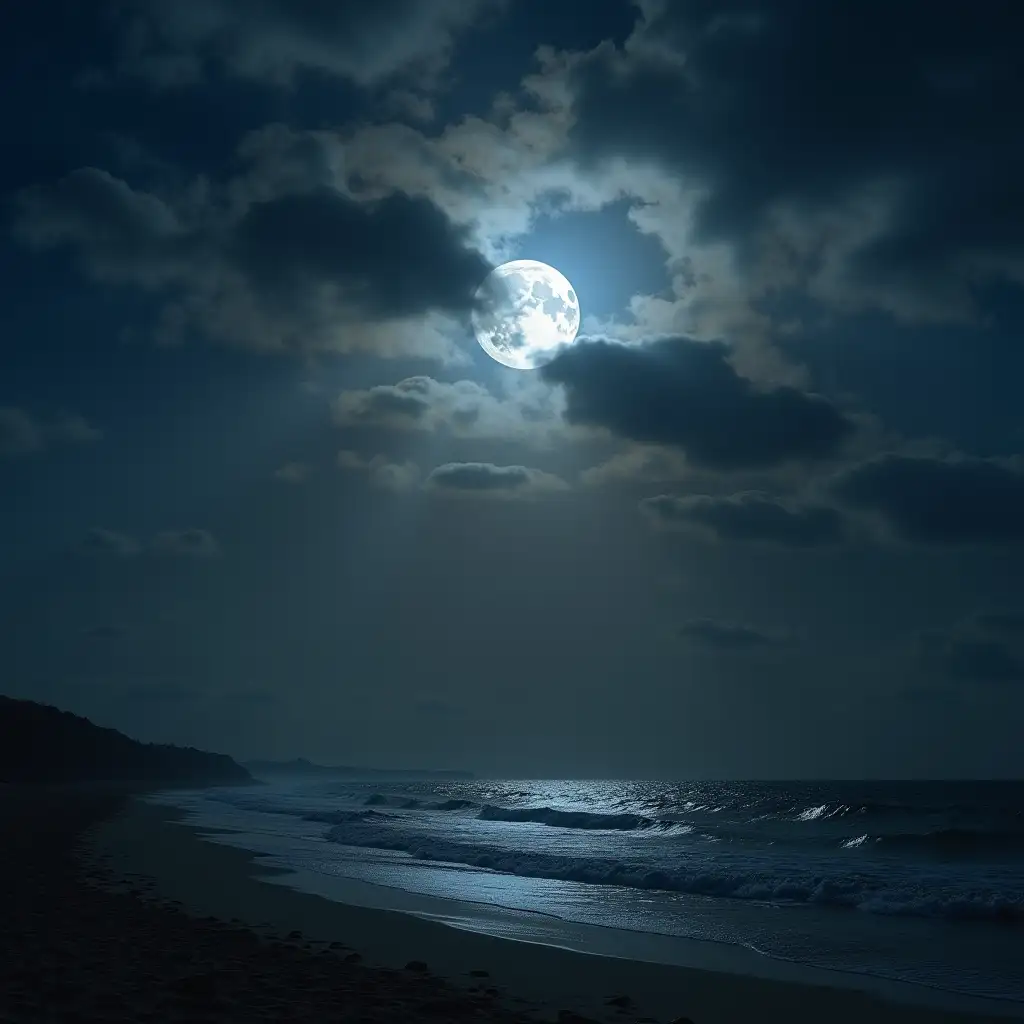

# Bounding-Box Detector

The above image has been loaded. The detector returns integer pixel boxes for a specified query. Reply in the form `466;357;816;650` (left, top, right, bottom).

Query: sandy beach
1;784;1018;1024
2;784;537;1023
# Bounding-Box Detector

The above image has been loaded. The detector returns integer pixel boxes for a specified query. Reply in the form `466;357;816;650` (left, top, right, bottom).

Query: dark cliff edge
245;757;474;781
0;696;254;787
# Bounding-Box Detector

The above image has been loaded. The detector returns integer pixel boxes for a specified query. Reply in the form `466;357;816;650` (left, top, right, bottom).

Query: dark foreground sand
2;785;1020;1023
2;784;539;1023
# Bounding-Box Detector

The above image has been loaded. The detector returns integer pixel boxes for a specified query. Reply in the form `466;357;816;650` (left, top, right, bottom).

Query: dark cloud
13;168;190;286
231;188;490;320
334;380;433;426
831;454;1024;545
424;462;568;497
567;1;1024;318
14;165;490;359
640;491;845;547
428;462;531;492
112;0;500;89
78;528;220;558
541;337;854;470
678;618;786;651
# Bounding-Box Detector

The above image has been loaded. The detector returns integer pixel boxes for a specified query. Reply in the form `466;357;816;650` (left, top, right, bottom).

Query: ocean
149;778;1024;1005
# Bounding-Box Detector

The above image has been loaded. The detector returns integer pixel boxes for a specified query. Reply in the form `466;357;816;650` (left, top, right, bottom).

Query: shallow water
148;778;1024;1003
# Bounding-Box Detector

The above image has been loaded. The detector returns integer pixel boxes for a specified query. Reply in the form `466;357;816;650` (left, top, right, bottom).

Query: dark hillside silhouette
0;697;253;786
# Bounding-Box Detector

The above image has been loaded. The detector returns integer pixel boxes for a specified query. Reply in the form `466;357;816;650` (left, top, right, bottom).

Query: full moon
471;260;580;369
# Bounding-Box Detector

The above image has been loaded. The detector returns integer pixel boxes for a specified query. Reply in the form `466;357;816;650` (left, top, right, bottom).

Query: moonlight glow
472;260;580;369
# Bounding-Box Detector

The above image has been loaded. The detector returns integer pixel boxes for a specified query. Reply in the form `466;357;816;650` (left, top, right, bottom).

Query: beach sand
2;785;1020;1023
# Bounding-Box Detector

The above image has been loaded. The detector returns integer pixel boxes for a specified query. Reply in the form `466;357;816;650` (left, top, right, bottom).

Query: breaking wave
364;794;421;808
478;804;652;830
323;821;1023;925
475;804;695;834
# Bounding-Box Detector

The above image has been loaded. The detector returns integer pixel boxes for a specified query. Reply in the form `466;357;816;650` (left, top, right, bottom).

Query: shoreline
142;810;1022;1007
88;795;1024;1023
2;783;535;1023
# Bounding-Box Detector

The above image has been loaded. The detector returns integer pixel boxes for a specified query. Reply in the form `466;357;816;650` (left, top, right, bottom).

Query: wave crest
323;821;1022;925
477;804;652;830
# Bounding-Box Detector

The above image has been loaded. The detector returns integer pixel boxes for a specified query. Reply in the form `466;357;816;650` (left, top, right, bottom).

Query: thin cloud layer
107;0;501;89
337;450;421;492
678;618;787;652
424;462;568;498
79;528;141;558
152;529;221;558
640;491;844;547
0;407;44;457
274;462;314;484
0;407;101;458
334;376;567;446
920;612;1024;684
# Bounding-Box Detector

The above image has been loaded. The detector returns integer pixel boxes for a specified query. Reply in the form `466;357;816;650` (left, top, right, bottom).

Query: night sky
4;1;1024;778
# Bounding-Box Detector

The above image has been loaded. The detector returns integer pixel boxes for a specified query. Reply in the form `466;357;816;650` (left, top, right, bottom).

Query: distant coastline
0;695;474;788
244;757;474;781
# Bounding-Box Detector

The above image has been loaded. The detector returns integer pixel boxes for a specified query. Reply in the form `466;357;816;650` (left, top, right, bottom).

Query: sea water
149;778;1024;1004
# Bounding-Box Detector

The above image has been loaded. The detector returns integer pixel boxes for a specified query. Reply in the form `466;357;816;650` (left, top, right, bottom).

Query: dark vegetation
0;696;252;786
